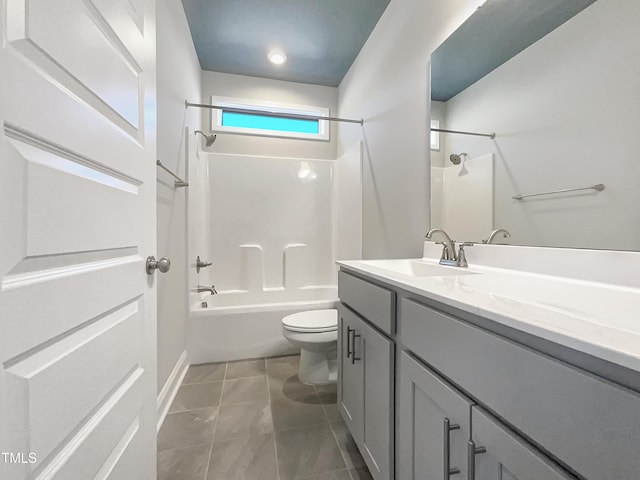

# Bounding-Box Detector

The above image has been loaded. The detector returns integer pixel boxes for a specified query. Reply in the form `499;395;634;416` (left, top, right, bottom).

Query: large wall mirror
429;0;640;251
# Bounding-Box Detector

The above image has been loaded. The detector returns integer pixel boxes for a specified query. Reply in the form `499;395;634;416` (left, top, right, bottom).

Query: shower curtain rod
432;127;496;139
185;101;364;125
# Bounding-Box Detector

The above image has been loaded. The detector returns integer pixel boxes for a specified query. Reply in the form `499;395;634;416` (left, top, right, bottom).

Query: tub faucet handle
196;256;213;273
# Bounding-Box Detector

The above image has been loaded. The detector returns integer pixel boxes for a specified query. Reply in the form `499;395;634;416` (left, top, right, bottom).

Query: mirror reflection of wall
431;152;495;242
429;0;640;251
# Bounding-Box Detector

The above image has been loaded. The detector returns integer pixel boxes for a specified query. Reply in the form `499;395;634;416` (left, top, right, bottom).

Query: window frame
210;96;330;141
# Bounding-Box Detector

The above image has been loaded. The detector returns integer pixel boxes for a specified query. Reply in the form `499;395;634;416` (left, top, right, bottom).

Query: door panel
5;300;142;460
6;0;145;136
0;0;157;478
6;132;142;255
397;351;473;480
361;321;393;480
338;304;364;438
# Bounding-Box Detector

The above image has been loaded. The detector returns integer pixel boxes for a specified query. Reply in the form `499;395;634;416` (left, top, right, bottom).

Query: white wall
442;0;640;250
337;0;485;259
200;71;338;160
156;0;201;394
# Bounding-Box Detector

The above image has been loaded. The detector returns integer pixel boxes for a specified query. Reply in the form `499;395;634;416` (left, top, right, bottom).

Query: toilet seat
282;309;338;333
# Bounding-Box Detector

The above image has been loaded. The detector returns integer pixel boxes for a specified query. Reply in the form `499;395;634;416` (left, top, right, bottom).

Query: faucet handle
435;242;448;261
196;256;213;273
456;243;473;268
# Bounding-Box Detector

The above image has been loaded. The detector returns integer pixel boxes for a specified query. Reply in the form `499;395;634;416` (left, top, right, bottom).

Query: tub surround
338;243;640;373
187;144;362;365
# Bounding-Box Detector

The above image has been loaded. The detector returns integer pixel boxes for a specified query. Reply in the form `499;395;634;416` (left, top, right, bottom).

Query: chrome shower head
195;130;217;147
449;153;462;165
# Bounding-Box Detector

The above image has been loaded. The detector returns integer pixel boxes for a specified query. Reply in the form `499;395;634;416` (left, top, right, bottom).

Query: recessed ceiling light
268;49;287;65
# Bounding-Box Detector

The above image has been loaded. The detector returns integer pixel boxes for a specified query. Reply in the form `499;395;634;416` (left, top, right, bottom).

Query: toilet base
298;347;337;385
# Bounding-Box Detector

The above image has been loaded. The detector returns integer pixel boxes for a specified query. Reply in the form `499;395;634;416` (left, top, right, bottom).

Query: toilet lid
282;309;338;333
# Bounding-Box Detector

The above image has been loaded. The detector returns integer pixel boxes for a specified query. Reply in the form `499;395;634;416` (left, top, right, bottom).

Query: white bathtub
188;286;338;363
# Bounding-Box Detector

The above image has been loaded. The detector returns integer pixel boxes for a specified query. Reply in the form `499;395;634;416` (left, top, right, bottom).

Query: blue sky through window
222;111;319;134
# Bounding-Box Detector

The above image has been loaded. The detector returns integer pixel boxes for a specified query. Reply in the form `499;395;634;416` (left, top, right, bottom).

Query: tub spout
195;285;217;295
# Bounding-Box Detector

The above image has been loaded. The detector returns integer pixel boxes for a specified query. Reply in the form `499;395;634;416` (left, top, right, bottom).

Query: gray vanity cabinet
397;352;575;480
398;297;640;480
396;351;473;480
337;301;394;480
338;266;639;480
469;407;574;480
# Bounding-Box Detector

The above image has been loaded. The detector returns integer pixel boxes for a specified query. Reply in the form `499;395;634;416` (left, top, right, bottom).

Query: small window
211;96;330;141
222;111;319;134
430;120;440;150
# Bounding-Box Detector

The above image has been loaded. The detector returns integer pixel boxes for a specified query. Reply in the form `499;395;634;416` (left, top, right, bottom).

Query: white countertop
337;256;640;373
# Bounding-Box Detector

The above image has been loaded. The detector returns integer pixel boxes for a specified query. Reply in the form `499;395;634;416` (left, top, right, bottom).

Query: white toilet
282;309;338;385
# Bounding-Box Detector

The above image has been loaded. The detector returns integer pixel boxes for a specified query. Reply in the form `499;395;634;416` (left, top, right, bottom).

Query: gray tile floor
158;355;373;480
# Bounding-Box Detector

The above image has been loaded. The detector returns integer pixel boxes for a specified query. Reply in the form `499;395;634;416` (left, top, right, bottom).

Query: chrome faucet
425;228;457;263
195;284;218;295
485;228;511;244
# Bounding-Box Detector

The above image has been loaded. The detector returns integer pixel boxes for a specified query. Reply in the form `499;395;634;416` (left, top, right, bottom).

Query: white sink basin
358;259;480;277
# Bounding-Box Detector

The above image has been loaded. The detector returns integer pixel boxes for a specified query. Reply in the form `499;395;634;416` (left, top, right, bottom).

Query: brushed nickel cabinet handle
444;418;461;479
351;332;361;364
467;439;487;480
346;326;354;359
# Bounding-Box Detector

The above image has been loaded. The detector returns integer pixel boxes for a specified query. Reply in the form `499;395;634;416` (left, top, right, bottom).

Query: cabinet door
470;407;575;480
338;304;364;439
359;315;394;480
397;351;473;480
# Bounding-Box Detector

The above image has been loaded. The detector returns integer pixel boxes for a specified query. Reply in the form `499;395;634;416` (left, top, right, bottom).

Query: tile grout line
320;389;355;480
165;380;226;415
265;357;282;480
203;361;229;480
330;428;355;480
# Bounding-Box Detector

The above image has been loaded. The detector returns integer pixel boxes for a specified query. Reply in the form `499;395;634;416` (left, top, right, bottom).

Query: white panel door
0;0;157;479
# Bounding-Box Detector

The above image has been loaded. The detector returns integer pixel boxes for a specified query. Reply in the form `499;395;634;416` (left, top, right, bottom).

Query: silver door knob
146;256;171;274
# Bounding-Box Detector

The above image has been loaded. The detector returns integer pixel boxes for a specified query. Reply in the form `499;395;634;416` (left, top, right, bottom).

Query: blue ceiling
431;0;598;102
181;0;391;87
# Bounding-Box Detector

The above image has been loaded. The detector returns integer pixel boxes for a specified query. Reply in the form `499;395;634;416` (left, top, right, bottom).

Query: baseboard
156;350;189;432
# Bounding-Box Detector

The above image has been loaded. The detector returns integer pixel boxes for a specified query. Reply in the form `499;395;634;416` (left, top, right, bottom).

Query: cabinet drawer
338;271;394;335
398;297;640;480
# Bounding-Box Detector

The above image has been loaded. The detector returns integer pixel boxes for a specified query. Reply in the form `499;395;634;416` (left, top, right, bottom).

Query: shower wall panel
205;153;334;292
